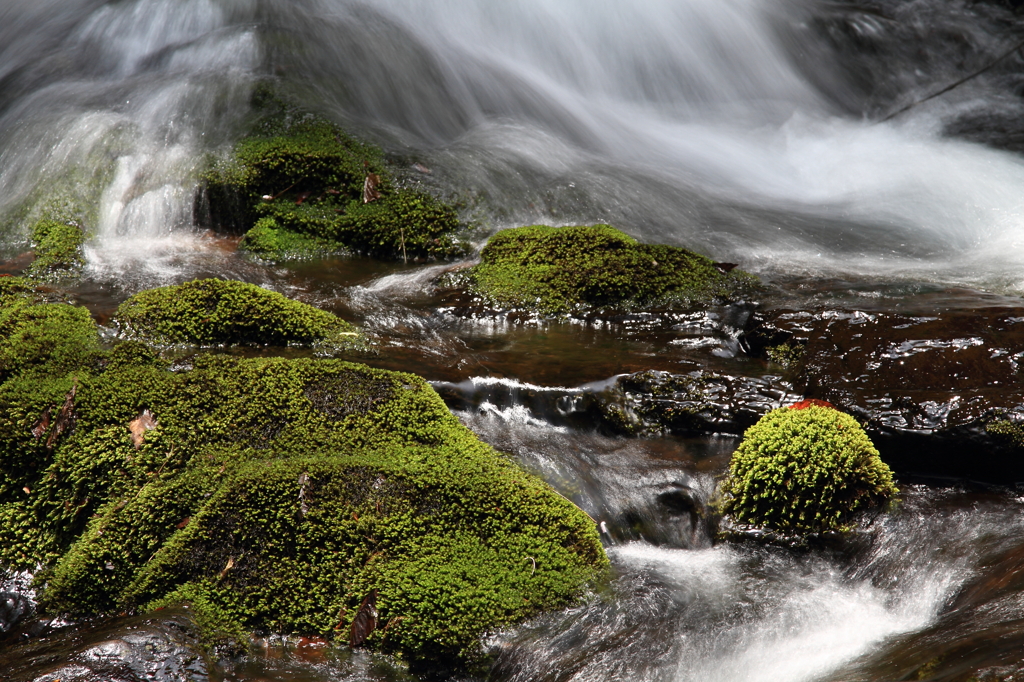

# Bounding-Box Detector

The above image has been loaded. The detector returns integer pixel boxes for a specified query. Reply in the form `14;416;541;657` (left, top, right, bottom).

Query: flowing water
5;0;1024;680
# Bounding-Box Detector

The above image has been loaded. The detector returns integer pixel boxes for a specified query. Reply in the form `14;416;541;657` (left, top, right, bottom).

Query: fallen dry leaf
46;383;76;449
362;173;381;204
128;409;158;449
218;556;235;579
31;407;51;439
349;589;378;647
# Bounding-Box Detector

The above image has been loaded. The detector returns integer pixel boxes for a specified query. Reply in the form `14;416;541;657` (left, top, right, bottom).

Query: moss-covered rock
0;293;605;669
203;91;465;262
0;278;102;382
455;224;760;315
718;403;897;534
25;218;86;280
112;278;361;349
239;216;327;260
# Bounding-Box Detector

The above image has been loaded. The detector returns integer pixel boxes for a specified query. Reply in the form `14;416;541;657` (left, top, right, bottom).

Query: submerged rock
718;403;898;535
1;609;209;682
0;289;606;670
741;307;1024;483
199;88;466;262
112;278;362;350
441;224;760;316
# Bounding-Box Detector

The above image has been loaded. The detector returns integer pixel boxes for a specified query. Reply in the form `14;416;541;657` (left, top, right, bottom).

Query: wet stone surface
433;369;800;438
1;609;208;682
742;307;1024;483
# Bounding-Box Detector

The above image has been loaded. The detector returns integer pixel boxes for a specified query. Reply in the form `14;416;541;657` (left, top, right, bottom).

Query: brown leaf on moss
46;383;76;449
362;173;381;204
349;589;378;647
218;556;235;579
128;408;158;449
31;407;51;439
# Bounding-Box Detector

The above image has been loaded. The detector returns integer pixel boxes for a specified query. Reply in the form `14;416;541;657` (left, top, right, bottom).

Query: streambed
5;0;1024;680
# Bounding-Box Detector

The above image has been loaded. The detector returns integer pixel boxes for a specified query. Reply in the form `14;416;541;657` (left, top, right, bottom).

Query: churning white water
3;0;1024;288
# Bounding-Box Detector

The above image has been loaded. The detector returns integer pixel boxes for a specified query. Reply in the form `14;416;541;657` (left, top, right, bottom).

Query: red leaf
789;399;835;411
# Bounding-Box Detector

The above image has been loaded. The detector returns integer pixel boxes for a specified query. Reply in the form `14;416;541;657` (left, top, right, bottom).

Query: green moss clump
205;92;465;262
987;419;1024;448
718;404;897;534
239;217;327;261
112;278;361;348
460;224;760;315
25;219;86;280
0;284;102;382
765;343;805;368
0;292;605;669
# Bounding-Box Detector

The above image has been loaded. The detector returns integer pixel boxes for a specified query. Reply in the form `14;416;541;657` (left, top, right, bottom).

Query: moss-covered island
24;218;86;280
718;401;897;535
451;224;760;315
112;278;361;351
201;89;466;262
0;278;606;670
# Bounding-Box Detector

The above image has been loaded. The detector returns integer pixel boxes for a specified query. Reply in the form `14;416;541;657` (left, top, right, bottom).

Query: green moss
0;276;40;306
112;278;362;349
0;297;103;382
460;224;761;315
25;218;86;280
765;343;805;369
204;92;465;261
0;293;605;668
718;405;897;534
239;217;328;261
987;420;1024;448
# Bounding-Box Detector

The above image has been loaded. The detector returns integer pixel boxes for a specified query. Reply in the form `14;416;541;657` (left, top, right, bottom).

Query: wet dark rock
0;591;33;634
0;609;208;682
742;307;1024;483
434;369;799;438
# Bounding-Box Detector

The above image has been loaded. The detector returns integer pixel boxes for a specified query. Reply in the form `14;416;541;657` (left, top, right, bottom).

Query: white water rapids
2;0;1024;287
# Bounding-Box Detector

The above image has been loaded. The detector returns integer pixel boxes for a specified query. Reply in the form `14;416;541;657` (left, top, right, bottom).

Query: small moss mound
25;219;85;280
239;216;327;260
112;278;360;348
459;224;760;314
718;404;897;534
0;279;102;382
204;90;465;262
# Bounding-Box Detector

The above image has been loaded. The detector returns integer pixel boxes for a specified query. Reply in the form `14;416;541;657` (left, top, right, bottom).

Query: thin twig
880;39;1024;122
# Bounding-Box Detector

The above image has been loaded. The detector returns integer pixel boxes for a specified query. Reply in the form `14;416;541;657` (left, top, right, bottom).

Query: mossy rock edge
718;404;898;535
203;89;467;262
0;285;605;670
453;224;761;315
112;278;362;350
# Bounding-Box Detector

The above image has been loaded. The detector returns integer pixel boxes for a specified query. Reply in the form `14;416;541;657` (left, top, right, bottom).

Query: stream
5;0;1024;680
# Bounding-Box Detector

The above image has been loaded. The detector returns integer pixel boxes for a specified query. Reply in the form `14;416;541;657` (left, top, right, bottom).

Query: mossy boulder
25;218;86;280
0;293;605;669
112;278;361;349
455;224;760;315
203;91;465;262
718;403;897;534
0;277;103;382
